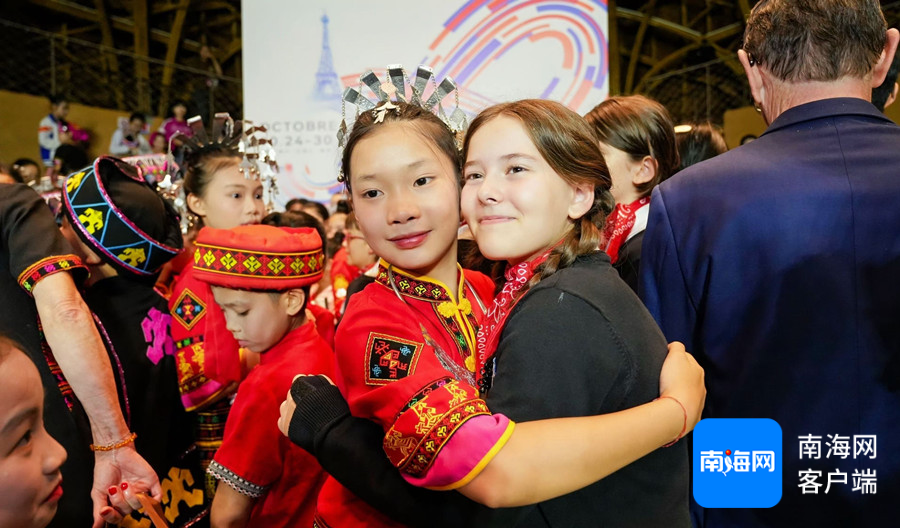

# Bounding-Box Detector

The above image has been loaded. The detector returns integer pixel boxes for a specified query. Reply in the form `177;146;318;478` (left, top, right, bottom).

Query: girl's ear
186;192;207;217
282;288;307;317
567;181;595;220
632;156;658;187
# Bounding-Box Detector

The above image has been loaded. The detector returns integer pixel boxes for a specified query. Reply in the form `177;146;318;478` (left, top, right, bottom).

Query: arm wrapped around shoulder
287;375;351;454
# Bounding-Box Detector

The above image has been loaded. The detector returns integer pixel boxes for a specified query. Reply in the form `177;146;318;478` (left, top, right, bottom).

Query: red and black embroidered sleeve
18;254;87;294
335;286;492;477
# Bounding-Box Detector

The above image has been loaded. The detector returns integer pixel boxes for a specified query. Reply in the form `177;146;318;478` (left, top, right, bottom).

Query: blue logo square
693;418;782;508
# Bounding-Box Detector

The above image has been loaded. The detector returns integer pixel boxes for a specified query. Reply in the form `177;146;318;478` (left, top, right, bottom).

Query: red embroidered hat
193;225;325;290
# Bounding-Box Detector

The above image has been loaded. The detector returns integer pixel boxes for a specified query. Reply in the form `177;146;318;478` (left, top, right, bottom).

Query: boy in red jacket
193;224;333;528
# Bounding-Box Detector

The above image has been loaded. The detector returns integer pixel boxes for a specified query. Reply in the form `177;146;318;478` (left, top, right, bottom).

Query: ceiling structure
3;1;900;123
612;0;900;123
2;0;243;117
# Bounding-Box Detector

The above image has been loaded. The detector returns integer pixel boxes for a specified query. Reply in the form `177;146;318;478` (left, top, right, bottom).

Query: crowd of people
1;0;899;527
7;99;198;195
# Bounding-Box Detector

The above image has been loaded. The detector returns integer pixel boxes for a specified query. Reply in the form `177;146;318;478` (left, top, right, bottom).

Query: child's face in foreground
348;122;460;277
189;162;266;230
0;349;67;528
461;115;586;264
212;288;294;353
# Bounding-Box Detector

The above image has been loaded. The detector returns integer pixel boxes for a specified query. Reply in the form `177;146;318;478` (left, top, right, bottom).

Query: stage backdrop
243;0;609;204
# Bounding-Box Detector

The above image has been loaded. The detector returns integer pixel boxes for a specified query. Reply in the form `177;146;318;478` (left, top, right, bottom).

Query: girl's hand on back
659;341;706;432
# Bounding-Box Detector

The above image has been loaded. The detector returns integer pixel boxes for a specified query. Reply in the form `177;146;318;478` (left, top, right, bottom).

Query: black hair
284;198;306;211
284;198;330;221
335;199;351;215
182;146;241;204
675;123;728;171
341;100;461;191
166;100;189;118
304;201;330;222
261;210;328;261
10;158;40;184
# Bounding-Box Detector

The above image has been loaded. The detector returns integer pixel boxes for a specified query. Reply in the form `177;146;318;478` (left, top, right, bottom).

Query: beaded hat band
192;225;325;291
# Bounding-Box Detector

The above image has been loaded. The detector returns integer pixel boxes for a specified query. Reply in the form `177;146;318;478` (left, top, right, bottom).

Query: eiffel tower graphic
314;13;342;100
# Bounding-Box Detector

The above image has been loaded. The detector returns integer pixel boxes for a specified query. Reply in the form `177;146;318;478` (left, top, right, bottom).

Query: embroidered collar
375;258;466;304
375;259;479;382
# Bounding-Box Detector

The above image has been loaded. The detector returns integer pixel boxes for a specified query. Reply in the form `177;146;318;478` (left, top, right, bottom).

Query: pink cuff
402;413;515;490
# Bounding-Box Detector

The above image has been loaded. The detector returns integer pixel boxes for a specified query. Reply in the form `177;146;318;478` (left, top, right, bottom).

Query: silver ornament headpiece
337;65;468;182
159;112;280;232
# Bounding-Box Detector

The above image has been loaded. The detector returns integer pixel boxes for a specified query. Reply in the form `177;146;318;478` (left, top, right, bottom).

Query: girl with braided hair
282;99;702;527
457;99;691;524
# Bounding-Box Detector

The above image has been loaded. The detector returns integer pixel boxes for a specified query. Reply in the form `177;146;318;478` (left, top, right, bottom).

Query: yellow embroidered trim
17;254;84;290
379;259;480;370
425;420;517;491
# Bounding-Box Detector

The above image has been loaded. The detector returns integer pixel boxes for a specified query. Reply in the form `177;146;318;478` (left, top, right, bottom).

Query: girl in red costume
283;98;705;527
307;90;706;526
313;98;496;527
168;134;266;500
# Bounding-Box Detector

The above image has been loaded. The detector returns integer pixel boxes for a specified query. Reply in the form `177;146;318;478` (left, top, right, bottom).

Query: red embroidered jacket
210;322;332;527
315;261;499;527
169;261;238;411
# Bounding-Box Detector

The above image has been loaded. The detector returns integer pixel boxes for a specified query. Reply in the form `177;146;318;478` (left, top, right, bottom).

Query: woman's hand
659;341;706;432
89;446;161;528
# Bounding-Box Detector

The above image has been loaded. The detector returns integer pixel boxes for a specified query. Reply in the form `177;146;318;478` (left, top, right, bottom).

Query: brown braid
531;186;614;289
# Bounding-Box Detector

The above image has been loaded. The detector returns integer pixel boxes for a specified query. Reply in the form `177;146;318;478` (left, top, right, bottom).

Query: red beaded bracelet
655;396;687;447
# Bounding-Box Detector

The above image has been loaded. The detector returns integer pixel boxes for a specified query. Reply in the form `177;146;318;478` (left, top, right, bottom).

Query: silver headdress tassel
336;65;468;183
158;112;280;233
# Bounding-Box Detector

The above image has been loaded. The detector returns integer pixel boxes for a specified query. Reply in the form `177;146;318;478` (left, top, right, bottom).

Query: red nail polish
120;482;128;491
108;486;117;495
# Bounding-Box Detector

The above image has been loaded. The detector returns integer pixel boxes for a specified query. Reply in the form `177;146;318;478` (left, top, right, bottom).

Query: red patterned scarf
602;196;650;264
476;252;551;372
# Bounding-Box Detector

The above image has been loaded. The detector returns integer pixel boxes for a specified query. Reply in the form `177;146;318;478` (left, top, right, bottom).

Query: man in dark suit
640;1;900;526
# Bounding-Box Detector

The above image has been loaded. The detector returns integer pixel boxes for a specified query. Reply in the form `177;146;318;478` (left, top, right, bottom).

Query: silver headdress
337;65;468;182
158;112;279;232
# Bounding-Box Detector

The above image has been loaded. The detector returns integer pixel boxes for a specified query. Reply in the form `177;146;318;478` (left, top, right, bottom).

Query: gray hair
743;0;886;83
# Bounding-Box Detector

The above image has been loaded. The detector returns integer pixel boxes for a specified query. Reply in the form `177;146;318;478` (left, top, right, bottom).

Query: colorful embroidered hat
62;156;183;278
192;225;325;290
